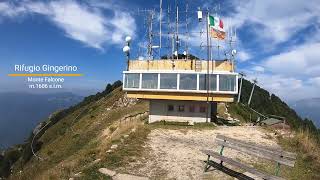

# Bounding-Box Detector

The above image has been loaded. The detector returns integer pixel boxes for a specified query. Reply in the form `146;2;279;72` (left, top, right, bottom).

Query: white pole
237;74;243;103
159;0;162;49
248;79;257;106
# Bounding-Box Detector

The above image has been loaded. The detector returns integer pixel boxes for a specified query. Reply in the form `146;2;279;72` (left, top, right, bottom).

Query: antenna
175;0;179;60
248;78;258;106
185;3;189;60
159;0;162;55
237;72;246;103
139;9;156;60
167;4;171;59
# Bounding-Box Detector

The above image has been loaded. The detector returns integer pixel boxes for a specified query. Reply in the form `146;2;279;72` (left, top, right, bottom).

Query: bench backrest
215;135;297;167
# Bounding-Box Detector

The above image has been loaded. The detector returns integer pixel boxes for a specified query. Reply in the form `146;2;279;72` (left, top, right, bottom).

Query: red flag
219;19;224;29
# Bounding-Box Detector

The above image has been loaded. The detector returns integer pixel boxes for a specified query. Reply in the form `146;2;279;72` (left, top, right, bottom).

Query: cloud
238;51;251;62
263;42;320;77
308;77;320;87
242;41;320;101
0;1;136;50
251;66;264;73
242;71;318;102
229;0;320;45
0;2;26;17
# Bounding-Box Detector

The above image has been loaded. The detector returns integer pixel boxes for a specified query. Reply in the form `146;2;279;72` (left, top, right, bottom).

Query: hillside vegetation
0;81;148;179
229;79;319;139
0;79;319;179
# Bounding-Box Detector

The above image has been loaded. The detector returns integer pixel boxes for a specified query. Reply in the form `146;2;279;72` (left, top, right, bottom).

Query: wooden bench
202;135;296;180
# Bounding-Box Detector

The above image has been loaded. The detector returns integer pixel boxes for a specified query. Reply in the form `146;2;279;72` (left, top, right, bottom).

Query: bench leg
204;155;210;172
219;145;225;166
275;162;281;176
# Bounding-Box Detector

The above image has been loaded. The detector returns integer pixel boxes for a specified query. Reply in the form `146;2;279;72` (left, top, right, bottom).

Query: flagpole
206;10;210;123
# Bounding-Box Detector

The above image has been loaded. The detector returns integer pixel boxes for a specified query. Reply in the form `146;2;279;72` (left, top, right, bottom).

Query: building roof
261;118;283;125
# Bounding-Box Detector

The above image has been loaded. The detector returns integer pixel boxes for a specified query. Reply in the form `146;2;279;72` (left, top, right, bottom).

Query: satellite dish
125;36;132;43
197;8;203;22
183;51;187;56
231;49;237;56
123;46;130;53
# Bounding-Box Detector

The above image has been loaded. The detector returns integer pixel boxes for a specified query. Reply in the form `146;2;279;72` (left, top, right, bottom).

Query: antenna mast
185;3;189;60
146;10;155;60
159;0;162;56
248;78;258;106
175;0;179;60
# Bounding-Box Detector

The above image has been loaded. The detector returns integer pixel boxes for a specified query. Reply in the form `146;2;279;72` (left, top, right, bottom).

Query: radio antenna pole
159;0;162;56
175;0;179;60
185;3;189;60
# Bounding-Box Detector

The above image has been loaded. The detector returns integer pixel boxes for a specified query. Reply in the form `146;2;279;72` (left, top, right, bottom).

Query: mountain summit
0;80;319;179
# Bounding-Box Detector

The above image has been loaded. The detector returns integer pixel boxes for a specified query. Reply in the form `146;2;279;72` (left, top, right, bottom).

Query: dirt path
125;126;279;180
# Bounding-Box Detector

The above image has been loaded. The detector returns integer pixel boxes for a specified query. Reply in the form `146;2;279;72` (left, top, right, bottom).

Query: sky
0;0;319;102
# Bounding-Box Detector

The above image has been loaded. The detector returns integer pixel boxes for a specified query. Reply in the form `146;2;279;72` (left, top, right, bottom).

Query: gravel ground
125;126;279;180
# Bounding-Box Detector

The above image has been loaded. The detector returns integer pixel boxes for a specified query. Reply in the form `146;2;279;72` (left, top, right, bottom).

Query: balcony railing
123;71;238;94
128;59;234;72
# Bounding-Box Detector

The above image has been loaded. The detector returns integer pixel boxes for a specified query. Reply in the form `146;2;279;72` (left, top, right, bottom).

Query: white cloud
251;66;264;72
238;51;251;62
0;1;136;50
242;41;320;101
242;71;317;102
308;77;320;87
263;42;320;77
0;2;26;17
229;0;320;45
109;11;136;45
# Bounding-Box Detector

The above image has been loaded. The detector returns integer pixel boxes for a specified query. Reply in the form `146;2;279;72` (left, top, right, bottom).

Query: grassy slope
7;79;320;179
246;128;320;180
220;78;320;179
10;88;148;180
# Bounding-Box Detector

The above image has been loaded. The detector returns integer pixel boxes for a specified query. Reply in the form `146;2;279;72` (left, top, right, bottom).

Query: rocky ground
122;126;279;180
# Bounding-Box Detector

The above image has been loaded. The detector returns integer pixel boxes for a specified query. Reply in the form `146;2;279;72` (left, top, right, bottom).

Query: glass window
124;73;140;88
199;74;217;91
178;105;185;112
200;106;207;113
142;73;158;89
168;105;174;111
219;75;236;91
179;74;197;90
160;73;177;89
189;105;195;112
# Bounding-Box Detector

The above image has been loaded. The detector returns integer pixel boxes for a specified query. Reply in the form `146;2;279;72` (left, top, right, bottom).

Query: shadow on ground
205;160;254;180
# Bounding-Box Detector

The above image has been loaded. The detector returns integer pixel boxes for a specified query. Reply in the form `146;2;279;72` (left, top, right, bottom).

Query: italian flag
208;15;225;40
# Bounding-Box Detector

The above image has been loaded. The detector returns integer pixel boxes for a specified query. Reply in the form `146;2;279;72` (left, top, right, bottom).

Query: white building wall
149;100;212;123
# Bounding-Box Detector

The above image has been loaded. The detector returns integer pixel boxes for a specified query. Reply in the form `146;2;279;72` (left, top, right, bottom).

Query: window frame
199;106;207;113
122;72;238;94
168;104;174;111
189;105;195;113
141;73;158;89
178;105;185;112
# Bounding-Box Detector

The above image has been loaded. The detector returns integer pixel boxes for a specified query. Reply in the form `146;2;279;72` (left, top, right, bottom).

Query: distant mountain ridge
292;98;320;128
0;92;83;148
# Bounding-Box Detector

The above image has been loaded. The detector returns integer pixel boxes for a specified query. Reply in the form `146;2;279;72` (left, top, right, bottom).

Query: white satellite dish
197;9;203;22
123;46;130;53
125;36;132;43
231;49;237;56
183;51;187;56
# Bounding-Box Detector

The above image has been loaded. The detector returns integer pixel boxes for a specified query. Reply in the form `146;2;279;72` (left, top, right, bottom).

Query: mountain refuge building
123;59;238;124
